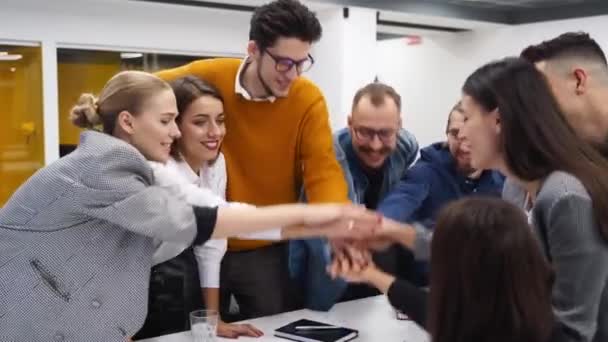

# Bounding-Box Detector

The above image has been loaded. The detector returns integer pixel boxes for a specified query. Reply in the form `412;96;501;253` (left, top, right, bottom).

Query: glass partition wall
1;46;221;205
57;48;214;155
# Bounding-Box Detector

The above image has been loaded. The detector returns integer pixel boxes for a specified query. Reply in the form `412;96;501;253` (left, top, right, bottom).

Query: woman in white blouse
135;76;274;339
170;75;264;338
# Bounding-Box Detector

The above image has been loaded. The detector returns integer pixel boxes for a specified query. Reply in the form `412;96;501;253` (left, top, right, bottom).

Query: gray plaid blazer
0;131;199;341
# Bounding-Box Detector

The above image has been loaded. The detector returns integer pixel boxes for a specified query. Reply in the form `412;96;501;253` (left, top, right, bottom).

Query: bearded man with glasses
289;82;419;309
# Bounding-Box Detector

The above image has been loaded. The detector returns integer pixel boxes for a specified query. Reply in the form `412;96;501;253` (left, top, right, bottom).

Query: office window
57;48;213;156
0;45;44;206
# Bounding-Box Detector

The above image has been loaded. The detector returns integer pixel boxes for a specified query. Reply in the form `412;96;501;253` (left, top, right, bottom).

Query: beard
256;63;276;98
456;162;477;177
356;145;393;172
453;151;474;174
358;145;392;156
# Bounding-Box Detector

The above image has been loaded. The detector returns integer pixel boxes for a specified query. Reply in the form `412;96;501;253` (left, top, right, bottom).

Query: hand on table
217;321;264;339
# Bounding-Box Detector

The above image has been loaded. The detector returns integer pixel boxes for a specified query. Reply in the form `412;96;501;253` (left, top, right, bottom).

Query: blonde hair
69;70;171;134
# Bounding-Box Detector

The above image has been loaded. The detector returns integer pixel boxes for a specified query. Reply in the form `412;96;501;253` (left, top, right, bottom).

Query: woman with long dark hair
459;57;608;342
331;197;568;342
427;198;558;342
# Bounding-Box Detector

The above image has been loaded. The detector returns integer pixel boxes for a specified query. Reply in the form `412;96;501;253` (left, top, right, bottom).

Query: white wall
308;8;345;131
377;14;608;148
308;6;377;131
340;7;378;125
376;36;466;147
457;15;608;76
0;0;250;56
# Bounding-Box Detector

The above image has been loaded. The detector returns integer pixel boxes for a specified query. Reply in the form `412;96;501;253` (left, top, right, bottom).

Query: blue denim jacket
289;128;418;311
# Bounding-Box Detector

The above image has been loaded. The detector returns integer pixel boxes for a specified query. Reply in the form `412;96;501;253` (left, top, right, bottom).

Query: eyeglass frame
262;49;315;74
352;126;399;144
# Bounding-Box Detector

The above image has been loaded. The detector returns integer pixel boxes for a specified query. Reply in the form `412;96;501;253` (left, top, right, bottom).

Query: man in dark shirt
378;103;504;284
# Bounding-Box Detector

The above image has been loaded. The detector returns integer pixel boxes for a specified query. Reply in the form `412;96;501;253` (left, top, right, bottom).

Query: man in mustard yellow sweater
157;0;348;325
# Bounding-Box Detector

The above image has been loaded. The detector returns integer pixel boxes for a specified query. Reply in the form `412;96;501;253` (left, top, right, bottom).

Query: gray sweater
503;171;608;342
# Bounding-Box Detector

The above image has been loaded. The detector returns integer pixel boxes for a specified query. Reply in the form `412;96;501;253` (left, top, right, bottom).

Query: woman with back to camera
0;70;380;341
331;197;570;342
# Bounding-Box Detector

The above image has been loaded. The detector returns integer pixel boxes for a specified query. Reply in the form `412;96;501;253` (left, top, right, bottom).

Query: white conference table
140;295;429;342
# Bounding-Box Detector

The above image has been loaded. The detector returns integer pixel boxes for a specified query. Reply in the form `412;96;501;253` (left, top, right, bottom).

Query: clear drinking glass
190;309;218;342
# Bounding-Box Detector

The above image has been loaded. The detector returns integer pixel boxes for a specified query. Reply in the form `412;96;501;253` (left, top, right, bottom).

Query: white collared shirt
151;156;228;288
172;156;231;288
171;155;226;198
524;192;534;225
234;57;276;103
149;154;281;289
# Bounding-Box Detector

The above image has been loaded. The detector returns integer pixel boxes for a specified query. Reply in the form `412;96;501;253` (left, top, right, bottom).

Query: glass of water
190;309;218;342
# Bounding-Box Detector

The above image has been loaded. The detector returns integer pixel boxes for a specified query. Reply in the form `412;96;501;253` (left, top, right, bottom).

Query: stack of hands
305;203;413;292
141;204;412;341
215;203;410;339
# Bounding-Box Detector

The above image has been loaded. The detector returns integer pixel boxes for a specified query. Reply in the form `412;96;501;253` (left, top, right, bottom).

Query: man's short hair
352;82;401;113
446;102;463;134
521;31;607;66
249;0;322;50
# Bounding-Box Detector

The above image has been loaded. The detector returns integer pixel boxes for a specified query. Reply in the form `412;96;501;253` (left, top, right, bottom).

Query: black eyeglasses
353;126;398;144
263;49;315;74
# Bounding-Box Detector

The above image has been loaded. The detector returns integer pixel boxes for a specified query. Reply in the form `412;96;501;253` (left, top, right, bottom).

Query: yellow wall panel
58;55;121;145
0;46;44;206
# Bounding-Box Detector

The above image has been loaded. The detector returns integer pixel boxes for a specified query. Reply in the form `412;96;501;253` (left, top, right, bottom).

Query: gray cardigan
503;172;608;342
0;131;206;341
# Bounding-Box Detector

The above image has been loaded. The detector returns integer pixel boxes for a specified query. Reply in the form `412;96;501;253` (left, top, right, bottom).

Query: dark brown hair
169;75;223;159
521;31;607;66
429;197;555;342
249;0;322;50
463;57;608;242
351;82;401;113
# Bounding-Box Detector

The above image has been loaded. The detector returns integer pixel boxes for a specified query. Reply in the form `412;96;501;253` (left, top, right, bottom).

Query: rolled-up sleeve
193;237;227;288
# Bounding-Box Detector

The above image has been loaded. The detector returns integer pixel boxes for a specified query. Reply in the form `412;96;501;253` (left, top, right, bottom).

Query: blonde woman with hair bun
69;93;101;128
0;70;381;341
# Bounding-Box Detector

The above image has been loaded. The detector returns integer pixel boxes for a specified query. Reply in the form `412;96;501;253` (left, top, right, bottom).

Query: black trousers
133;247;204;340
220;243;301;322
